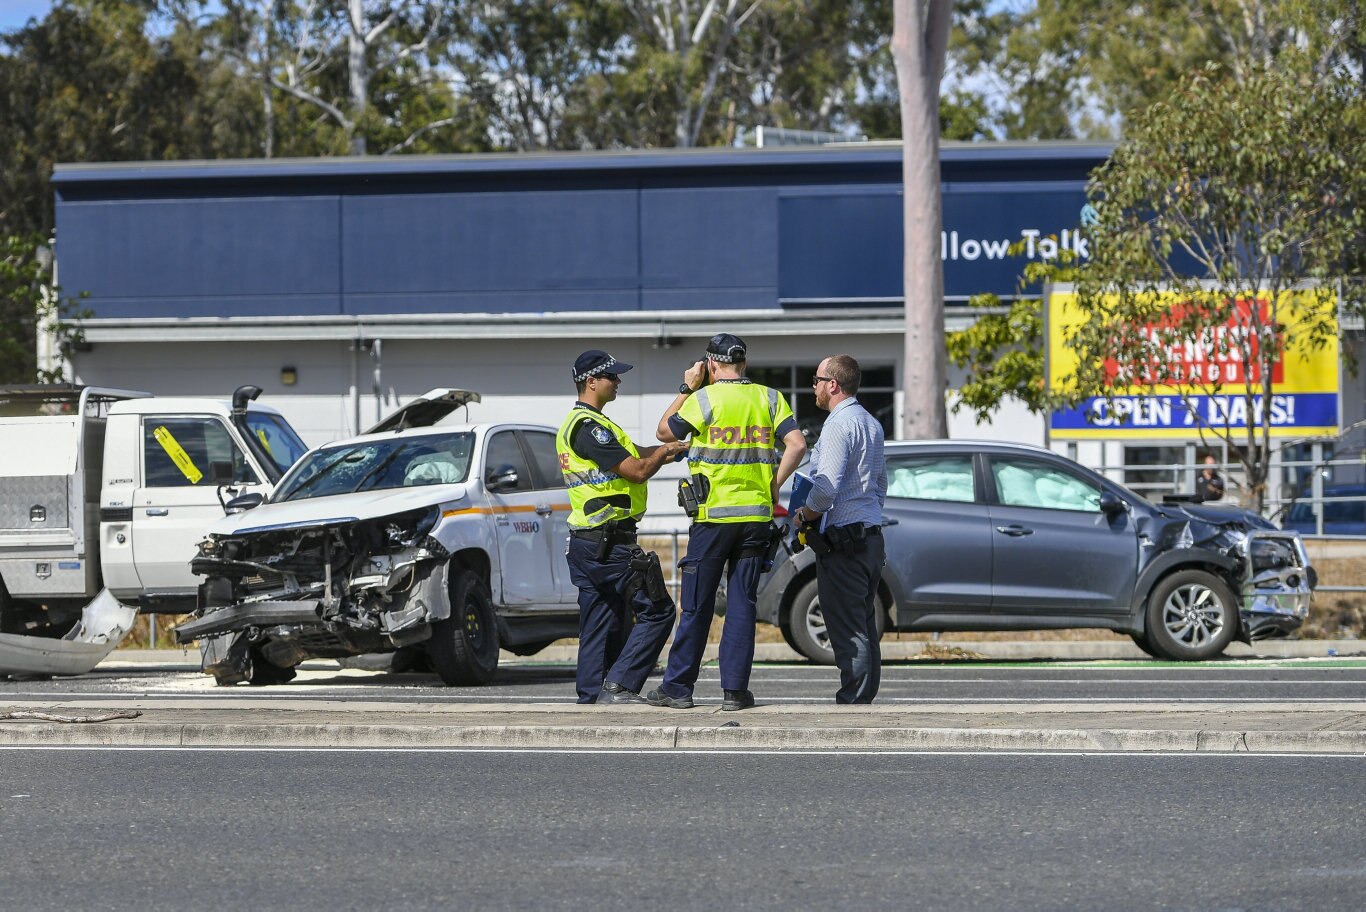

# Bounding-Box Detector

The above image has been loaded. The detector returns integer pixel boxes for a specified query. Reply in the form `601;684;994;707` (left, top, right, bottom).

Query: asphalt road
3;658;1366;705
0;748;1362;910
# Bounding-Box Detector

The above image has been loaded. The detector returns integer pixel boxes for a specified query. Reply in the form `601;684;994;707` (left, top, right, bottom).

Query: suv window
521;431;567;490
886;454;976;503
485;431;533;492
991;456;1102;512
144;417;258;488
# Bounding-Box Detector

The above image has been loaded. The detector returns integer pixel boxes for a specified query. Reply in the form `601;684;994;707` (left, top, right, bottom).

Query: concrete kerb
98;638;1366;669
2;721;1364;753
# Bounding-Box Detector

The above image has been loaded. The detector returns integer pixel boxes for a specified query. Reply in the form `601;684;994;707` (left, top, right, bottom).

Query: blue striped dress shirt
805;398;887;527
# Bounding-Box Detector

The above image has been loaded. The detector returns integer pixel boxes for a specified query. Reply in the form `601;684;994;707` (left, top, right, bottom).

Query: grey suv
758;441;1315;662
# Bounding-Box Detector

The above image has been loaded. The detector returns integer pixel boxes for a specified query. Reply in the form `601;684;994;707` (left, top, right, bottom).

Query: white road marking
1;693;1362;706
0;745;1360;758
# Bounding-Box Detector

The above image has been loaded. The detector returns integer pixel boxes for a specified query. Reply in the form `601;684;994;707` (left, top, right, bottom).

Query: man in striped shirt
794;354;888;704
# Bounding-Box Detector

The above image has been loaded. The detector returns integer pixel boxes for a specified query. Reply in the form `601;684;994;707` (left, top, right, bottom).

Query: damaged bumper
174;510;452;683
0;589;137;678
1239;531;1315;640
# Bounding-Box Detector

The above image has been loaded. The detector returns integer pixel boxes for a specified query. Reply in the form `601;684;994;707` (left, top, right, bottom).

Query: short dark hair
575;378;589;394
826;354;861;395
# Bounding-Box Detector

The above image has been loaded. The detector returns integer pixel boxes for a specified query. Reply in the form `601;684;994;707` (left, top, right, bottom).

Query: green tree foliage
969;0;1366;140
0;0;244;238
946;245;1082;423
1065;64;1366;508
0;235;86;383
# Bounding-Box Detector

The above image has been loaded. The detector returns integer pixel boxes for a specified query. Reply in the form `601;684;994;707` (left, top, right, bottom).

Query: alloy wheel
1160;582;1226;648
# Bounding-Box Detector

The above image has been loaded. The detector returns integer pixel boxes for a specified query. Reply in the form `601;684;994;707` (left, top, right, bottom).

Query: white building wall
70;329;1047;530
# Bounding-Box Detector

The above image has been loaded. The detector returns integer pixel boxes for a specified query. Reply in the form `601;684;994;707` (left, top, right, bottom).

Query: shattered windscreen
273;432;475;502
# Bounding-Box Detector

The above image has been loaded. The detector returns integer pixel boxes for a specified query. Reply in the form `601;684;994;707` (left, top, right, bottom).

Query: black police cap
572;350;634;383
705;333;748;363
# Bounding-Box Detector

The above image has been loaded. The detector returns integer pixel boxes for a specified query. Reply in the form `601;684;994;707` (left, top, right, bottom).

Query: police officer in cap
557;350;689;704
646;333;807;710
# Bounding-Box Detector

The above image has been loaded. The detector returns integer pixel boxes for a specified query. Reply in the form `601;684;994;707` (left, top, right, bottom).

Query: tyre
248;647;298;685
1128;632;1160;658
1144;569;1238;661
429;566;500;685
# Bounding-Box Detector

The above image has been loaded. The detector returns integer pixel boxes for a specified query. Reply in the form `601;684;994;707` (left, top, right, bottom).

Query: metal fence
1097;454;1364;537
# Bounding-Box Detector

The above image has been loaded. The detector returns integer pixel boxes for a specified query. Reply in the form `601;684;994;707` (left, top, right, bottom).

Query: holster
797;520;834;556
623;547;673;608
676;473;711;519
594;519;618;560
762;521;784;571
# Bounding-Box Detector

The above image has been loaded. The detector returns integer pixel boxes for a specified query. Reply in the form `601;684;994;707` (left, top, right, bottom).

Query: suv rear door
985;452;1138;615
483;429;559;606
517;428;576;603
882;450;992;615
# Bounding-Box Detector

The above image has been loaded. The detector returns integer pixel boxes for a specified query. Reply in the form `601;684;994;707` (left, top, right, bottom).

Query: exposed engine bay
176;506;449;685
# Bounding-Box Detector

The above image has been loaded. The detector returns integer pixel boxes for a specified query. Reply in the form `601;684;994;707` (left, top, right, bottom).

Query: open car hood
365;389;481;434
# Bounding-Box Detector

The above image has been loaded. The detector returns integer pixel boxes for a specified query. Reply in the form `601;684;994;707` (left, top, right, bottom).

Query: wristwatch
679;383;694;395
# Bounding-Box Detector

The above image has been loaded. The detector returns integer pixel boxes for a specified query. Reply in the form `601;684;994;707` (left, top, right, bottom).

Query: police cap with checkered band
705;333;747;363
572;350;634;383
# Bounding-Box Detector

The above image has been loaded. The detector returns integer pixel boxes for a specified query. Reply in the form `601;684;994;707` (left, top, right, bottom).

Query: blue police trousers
659;520;770;698
566;536;675;703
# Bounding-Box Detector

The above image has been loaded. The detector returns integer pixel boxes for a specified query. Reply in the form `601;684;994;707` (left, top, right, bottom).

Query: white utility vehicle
175;390;584;686
0;384;308;676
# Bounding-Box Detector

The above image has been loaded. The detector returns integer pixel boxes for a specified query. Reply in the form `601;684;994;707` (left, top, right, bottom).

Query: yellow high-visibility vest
677;381;792;523
555;406;646;529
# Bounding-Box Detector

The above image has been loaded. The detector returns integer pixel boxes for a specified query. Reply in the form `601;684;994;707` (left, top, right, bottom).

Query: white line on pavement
0;745;1360;758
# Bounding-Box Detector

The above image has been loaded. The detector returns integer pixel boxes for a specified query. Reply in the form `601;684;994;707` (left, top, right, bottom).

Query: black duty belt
832;524;882;536
571;527;638;544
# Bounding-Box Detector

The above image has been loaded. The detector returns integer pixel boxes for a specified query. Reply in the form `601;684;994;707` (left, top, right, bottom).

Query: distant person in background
1195;454;1226;502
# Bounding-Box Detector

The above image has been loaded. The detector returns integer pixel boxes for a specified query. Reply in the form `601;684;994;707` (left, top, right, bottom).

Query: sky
0;1;54;32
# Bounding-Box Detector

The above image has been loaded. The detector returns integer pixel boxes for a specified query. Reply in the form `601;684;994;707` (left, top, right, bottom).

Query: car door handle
995;524;1032;536
535;504;553;516
145;508;169;516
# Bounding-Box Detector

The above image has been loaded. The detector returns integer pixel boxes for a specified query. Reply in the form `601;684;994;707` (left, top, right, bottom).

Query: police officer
794;354;887;703
557;350;689;704
645;334;807;711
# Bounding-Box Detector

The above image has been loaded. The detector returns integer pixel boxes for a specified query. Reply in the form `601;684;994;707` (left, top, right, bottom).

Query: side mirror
486;464;520;493
1099;491;1127;515
207;460;235;484
225;492;264;513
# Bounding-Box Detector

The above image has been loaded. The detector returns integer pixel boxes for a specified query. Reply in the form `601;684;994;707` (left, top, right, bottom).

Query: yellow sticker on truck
153;425;203;484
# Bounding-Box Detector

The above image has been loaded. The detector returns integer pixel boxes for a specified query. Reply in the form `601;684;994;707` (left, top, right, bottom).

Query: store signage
1046;286;1341;440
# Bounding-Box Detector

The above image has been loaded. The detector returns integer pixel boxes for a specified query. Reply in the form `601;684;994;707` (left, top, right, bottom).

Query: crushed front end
1236;531;1315;640
1143;501;1316;643
174;506;450;685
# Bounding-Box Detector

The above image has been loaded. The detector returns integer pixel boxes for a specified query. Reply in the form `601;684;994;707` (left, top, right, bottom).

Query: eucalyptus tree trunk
892;0;952;439
347;0;369;155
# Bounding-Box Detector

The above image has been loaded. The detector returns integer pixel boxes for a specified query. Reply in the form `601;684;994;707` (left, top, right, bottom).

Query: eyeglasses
811;375;835;387
599;373;620;383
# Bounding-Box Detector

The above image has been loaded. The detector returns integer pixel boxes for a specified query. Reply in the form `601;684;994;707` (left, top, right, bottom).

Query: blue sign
1051;393;1339;436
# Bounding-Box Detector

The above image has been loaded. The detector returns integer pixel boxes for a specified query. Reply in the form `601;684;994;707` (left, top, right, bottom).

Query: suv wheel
782;577;887;665
248;647;298;685
783;578;835;664
429;566;500;685
1145;569;1238;661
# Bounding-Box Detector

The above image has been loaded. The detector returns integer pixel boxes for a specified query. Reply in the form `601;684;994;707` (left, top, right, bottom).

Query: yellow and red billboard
1046;285;1340;440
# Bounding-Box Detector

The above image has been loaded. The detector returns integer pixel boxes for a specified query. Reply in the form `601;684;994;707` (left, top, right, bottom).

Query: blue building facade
52;142;1109;322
